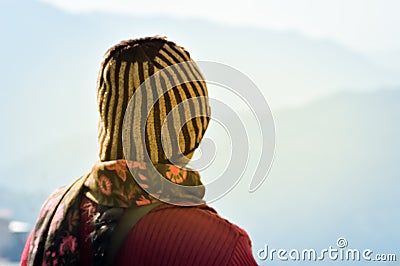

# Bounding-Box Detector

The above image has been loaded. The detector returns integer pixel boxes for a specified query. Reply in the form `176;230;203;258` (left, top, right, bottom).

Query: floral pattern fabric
27;160;204;266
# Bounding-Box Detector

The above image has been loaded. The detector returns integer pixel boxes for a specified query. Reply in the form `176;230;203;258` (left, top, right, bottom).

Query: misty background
0;0;399;264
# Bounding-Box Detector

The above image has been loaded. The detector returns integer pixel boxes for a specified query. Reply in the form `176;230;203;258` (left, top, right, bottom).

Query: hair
91;204;124;266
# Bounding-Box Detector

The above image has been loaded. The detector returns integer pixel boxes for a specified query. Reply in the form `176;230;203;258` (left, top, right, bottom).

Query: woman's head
97;37;210;165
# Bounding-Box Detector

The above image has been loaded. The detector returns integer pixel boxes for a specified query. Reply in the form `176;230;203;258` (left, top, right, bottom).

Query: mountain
2;0;400;178
213;89;400;265
1;89;399;264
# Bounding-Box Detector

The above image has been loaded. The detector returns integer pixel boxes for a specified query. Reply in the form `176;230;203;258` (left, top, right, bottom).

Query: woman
21;36;257;265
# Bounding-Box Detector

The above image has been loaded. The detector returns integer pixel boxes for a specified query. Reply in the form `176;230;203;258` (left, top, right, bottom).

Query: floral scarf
27;160;204;266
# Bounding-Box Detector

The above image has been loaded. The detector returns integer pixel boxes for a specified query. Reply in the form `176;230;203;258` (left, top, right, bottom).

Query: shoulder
145;203;250;239
115;203;256;265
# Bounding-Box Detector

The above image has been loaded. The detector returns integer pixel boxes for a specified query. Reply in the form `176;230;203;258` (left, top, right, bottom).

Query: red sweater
21;197;257;265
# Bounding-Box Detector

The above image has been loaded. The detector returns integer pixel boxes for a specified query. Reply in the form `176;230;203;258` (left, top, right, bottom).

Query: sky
39;0;400;53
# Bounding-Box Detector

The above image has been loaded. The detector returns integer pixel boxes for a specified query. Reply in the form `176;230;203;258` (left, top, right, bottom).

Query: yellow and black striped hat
97;37;210;164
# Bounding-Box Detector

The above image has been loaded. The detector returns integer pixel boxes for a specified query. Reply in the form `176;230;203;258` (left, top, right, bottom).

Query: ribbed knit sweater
21;197;257;265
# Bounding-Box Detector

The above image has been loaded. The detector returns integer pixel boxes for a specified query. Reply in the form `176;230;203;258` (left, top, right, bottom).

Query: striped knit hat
97;37;210;164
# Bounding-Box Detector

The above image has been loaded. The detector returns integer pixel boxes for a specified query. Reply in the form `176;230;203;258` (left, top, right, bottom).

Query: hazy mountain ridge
3;0;400;177
2;88;399;222
212;88;400;265
2;0;400;173
1;89;399;263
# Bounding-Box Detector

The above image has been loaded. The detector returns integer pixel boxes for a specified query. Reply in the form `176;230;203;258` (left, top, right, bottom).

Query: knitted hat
97;37;210;164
